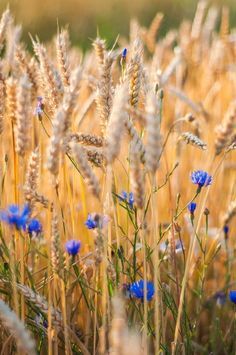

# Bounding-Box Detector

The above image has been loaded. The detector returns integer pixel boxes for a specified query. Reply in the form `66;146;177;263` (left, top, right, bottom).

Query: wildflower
190;170;212;189
35;314;48;329
85;213;109;229
214;291;226;307
175;240;184;254
223;225;229;238
129;279;155;301
85;214;97;229
0;204;30;230
121;48;127;59
229;290;236;304
35;96;44;119
120;48;127;69
118;191;134;209
188;202;197;214
27;219;42;237
65;239;81;256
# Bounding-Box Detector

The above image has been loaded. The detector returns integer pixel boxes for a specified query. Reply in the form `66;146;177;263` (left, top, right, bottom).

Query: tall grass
0;3;235;354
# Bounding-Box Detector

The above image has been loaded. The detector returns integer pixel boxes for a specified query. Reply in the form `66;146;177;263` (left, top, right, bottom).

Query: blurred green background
1;0;236;49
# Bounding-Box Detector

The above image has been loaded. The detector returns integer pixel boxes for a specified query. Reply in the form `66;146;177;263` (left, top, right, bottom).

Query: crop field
0;2;235;354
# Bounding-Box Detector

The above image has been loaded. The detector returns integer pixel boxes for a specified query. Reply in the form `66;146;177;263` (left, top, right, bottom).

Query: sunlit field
0;2;235;354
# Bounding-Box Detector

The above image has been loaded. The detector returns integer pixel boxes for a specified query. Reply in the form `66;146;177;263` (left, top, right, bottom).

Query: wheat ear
71;142;101;198
56;28;70;88
47;109;66;175
145;90;162;173
180;131;207;150
215;101;236;155
105;83;128;164
32;39;61;113
15;75;32;156
93;37;106;67
0;8;11;50
6;76;17;124
15;46;38;95
96;52;115;134
51;207;64;277
69;133;104;147
17;284;63;328
24;148;40;207
124;116;146;164
146;13;164;53
0;298;36;355
126;38;143;107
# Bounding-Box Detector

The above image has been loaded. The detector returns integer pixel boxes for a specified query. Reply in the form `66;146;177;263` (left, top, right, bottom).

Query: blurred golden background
1;0;236;49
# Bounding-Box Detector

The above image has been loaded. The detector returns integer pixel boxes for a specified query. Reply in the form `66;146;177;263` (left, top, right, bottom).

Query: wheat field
0;2;235;354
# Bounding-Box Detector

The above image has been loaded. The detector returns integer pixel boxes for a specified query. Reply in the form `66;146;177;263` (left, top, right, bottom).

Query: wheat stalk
130;141;144;209
0;70;5;134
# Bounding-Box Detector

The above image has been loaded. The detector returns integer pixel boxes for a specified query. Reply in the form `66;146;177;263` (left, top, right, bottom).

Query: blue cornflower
129;279;155;301
121;48;127;59
229;290;236;304
27;219;42;236
214;291;226;307
188;202;197;214
0;204;30;230
85;214;97;229
129;192;134;209
85;213;109;229
120;191;128;200
119;191;134;209
65;240;81;256
223;225;229;236
191;170;212;188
